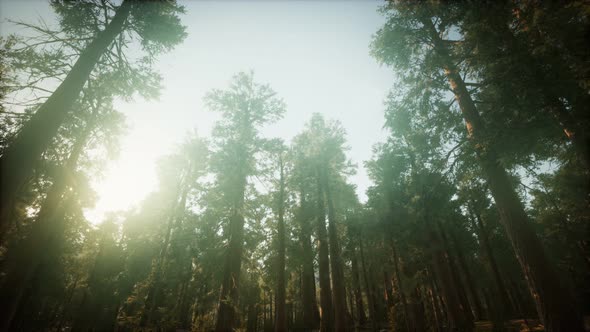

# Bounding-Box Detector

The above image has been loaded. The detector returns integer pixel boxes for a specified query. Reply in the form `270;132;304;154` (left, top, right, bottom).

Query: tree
0;0;186;229
206;71;286;332
371;2;583;330
0;86;123;329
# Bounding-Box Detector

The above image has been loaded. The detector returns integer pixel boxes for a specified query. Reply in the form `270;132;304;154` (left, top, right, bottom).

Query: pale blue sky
1;1;395;223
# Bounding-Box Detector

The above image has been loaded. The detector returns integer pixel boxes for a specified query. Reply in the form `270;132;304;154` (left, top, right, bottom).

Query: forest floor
353;319;545;331
474;319;544;331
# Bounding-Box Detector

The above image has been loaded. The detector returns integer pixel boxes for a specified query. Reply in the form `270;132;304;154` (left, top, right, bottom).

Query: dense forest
0;1;589;331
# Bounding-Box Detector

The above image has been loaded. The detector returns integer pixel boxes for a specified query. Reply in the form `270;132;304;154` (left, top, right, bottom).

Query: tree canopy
0;1;588;331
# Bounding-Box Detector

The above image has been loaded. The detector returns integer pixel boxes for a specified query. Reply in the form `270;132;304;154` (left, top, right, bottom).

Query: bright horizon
1;0;396;224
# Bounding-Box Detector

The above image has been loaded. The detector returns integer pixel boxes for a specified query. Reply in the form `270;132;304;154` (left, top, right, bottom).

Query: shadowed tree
371;2;583;330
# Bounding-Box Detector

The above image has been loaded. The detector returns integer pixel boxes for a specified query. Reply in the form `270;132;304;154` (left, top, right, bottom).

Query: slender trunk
74;229;112;330
351;249;367;326
270;291;274;327
299;186;319;330
322;167;348;332
436;222;477;322
369;266;385;324
275;156;287;332
447;227;484;321
411;287;426;331
247;303;258;332
383;270;394;311
469;209;513;318
174;256;193;329
263;290;267;328
141;178;190;327
429;267;448;328
56;275;79;331
428;283;442;332
300;233;318;330
427;226;473;331
423;18;583;332
0;1;132;230
347;286;354;326
390;239;411;332
315;169;334;332
359;235;378;332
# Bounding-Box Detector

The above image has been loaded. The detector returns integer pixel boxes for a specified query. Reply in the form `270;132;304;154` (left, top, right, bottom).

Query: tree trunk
0;1;132;230
469;208;513;319
298;187;319;330
141;176;191;327
215;202;246;331
390;239;411;332
428;267;448;329
351;249;367;326
436;222;476;323
427;282;442;332
275;156;287;332
423;18;584;332
315;169;334;332
359;235;378;332
322;167;348;332
447;226;484;321
427;226;473;331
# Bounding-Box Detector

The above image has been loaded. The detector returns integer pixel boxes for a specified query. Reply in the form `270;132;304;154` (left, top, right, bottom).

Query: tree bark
469;207;514;319
446;225;484;321
275;156;287;332
390;239;411;332
322;167;348;332
315;168;334;332
298;187;320;330
359;234;378;332
427;226;473;331
436;222;476;323
215;197;246;331
351;248;367;326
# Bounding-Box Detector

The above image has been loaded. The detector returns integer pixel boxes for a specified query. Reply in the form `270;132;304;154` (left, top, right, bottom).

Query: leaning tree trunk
275;156;287;332
315;168;334;332
322;167;349;332
423;18;583;332
0;1;132;231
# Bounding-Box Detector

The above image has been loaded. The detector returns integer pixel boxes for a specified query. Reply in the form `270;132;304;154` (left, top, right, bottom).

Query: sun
84;155;158;225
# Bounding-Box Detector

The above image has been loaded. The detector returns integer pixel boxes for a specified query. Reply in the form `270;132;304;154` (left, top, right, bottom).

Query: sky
1;1;396;224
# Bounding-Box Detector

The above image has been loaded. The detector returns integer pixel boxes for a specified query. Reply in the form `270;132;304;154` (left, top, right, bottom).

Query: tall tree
206;72;286;332
0;0;186;228
371;2;583;330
